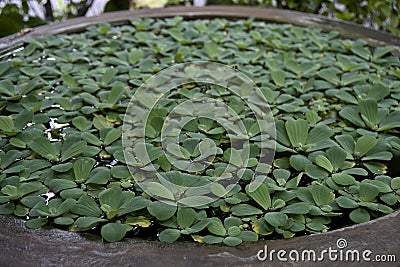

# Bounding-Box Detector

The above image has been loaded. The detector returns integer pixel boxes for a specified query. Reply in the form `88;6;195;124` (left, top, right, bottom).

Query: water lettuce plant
0;17;399;245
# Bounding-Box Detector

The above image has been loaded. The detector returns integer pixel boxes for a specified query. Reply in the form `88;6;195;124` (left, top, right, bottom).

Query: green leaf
104;128;122;145
223;236;242;246
367;180;391;193
62;74;77;87
362;152;392;161
93;115;111;130
202;235;224;244
351;45;370;60
72;116;89;131
231;204;263;216
238;231;258;242
339;107;365;127
207;218;226;236
128;49;143;64
86;167;110;185
48;179;77;193
158;154;171;171
147;201;176;221
190;220;210;233
224;217;243;229
9;138;26;148
56;199;76;215
281;202;310;214
341;73;366;86
380;193;397;206
273;169;291;181
305;165;329;180
210;183;228;197
99;186;123;210
101;223;131;242
61;141;87;162
245;183;271;210
0;116;15;132
373;46;394;59
166;143;191;160
135;92;156;109
358;99;378;126
178;196;214;207
376;203;393;214
107;85;125;105
167;28;184;42
326;146;347;170
159;229;181;243
307;125;333;145
391;177;400;190
118;196;150;216
355;135;377;157
264;212;288;227
145;182;174;200
305;110;319;124
364;162;386;174
101;68;118;85
336;196;358;209
125;216;151;227
0;80;15;96
342;168;368;176
275;120;291;147
71;195;102;217
306;221;326;231
60;188;83;199
103;57;129;66
359;182;380;202
318;69;340;85
310;184;334;206
224;148;243;167
71;217;107;231
26;218;48;229
289;155;311;171
332;173;356;186
204;42;219;59
285;119;308;148
0;203;15;214
378;111;400;131
81;132;102;146
177;207;196;229
271;69;286;87
349;208;370;223
315;155;333;173
1;185;18;197
29;137;58;161
367;84;390;100
335;135;355;154
252;218;273;235
73;158;96;183
54;217;74;225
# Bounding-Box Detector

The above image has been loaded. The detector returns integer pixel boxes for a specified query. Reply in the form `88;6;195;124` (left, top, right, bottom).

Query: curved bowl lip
0;210;399;266
0;6;399;264
0;6;399;53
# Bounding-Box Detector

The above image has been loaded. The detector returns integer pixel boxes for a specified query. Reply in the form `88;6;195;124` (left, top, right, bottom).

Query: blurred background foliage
0;0;399;37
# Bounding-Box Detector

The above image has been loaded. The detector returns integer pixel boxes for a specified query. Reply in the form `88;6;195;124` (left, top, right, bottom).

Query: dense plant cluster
1;0;399;37
0;17;399;245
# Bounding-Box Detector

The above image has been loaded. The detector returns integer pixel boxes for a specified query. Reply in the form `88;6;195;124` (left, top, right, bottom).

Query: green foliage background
0;0;399;38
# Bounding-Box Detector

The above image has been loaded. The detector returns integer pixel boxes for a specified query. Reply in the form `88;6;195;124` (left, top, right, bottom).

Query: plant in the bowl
0;17;399;246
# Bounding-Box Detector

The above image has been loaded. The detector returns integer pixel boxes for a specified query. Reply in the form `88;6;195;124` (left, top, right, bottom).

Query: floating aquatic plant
0;17;399;245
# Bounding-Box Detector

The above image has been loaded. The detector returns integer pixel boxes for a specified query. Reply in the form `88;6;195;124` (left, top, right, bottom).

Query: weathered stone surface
0;7;399;267
0;211;398;267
